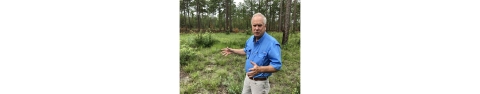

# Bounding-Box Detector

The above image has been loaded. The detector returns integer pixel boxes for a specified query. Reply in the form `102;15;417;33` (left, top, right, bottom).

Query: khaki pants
242;75;270;94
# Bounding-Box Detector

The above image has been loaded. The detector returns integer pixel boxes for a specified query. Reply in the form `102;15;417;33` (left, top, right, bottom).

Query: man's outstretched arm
221;47;246;56
228;48;246;55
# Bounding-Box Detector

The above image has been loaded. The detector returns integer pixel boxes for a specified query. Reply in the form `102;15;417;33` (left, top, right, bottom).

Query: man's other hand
247;61;259;77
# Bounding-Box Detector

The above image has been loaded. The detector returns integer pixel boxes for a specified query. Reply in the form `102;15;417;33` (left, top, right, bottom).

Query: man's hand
221;47;233;56
247;61;259;77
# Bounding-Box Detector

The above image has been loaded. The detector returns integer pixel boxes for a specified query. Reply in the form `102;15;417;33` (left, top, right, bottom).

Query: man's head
251;13;267;38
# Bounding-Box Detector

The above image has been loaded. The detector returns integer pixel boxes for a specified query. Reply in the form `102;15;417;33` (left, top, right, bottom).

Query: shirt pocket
254;51;268;66
257;51;268;59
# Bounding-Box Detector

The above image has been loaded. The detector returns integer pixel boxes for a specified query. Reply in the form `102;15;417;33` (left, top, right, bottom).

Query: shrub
245;29;252;35
194;31;218;48
181;36;196;48
180;44;196;66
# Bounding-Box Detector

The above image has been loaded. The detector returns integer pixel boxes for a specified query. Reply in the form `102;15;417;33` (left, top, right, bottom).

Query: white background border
1;0;479;94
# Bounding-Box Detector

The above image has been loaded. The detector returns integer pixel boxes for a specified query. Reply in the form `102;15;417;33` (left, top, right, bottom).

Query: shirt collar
253;31;268;44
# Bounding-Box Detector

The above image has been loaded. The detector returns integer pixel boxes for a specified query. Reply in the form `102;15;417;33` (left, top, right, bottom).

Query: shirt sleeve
243;38;249;52
268;43;282;71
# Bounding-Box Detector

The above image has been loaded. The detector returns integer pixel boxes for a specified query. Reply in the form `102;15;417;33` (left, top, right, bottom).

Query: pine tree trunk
228;0;232;34
186;2;190;33
196;0;201;32
282;0;291;45
225;0;228;33
292;0;298;32
279;0;284;32
265;0;270;31
183;9;186;32
269;1;274;31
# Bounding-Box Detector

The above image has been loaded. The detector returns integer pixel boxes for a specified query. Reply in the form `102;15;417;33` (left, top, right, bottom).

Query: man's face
251;16;266;38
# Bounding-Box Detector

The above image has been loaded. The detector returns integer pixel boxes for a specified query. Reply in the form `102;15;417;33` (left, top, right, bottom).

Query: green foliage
180;32;300;94
215;69;228;78
245;29;252;35
180;44;196;66
199;75;221;91
190;71;200;80
293;82;300;94
182;60;207;73
182;63;196;73
180;34;197;48
284;33;300;51
180;82;197;94
291;32;301;45
216;59;227;66
180;0;301;34
221;39;245;49
194;31;218;48
227;84;242;94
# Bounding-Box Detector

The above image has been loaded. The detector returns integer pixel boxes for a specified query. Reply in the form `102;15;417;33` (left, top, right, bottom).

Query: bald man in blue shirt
221;13;282;94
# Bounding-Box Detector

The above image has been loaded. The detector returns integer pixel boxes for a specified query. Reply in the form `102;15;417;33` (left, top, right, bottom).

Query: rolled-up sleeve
244;37;251;53
268;44;282;71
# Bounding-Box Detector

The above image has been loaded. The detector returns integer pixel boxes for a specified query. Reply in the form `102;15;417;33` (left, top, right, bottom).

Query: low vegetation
180;31;300;94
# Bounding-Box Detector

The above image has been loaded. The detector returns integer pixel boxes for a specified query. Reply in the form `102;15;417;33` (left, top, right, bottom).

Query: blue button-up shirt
243;32;282;78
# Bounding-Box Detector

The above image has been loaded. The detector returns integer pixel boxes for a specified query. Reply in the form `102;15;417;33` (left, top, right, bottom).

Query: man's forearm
258;65;278;73
230;48;246;55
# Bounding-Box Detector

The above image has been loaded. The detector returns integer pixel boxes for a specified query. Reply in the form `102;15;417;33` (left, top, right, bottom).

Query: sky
234;0;244;5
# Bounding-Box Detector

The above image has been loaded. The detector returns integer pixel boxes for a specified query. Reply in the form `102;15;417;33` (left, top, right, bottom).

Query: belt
249;77;268;81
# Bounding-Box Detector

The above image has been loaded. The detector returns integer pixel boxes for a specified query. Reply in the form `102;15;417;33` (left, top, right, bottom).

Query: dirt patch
269;81;274;89
180;70;187;78
217;84;227;94
205;65;215;72
180;70;190;83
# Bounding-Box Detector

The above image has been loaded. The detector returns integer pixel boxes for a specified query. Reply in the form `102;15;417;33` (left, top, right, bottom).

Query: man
221;13;282;94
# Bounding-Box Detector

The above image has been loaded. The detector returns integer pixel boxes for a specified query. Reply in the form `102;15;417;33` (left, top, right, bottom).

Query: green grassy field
180;31;300;94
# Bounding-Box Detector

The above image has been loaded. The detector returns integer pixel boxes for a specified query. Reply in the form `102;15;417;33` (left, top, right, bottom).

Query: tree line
180;0;300;45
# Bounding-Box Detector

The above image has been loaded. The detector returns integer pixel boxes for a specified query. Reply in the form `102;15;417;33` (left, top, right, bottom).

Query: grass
180;31;300;94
